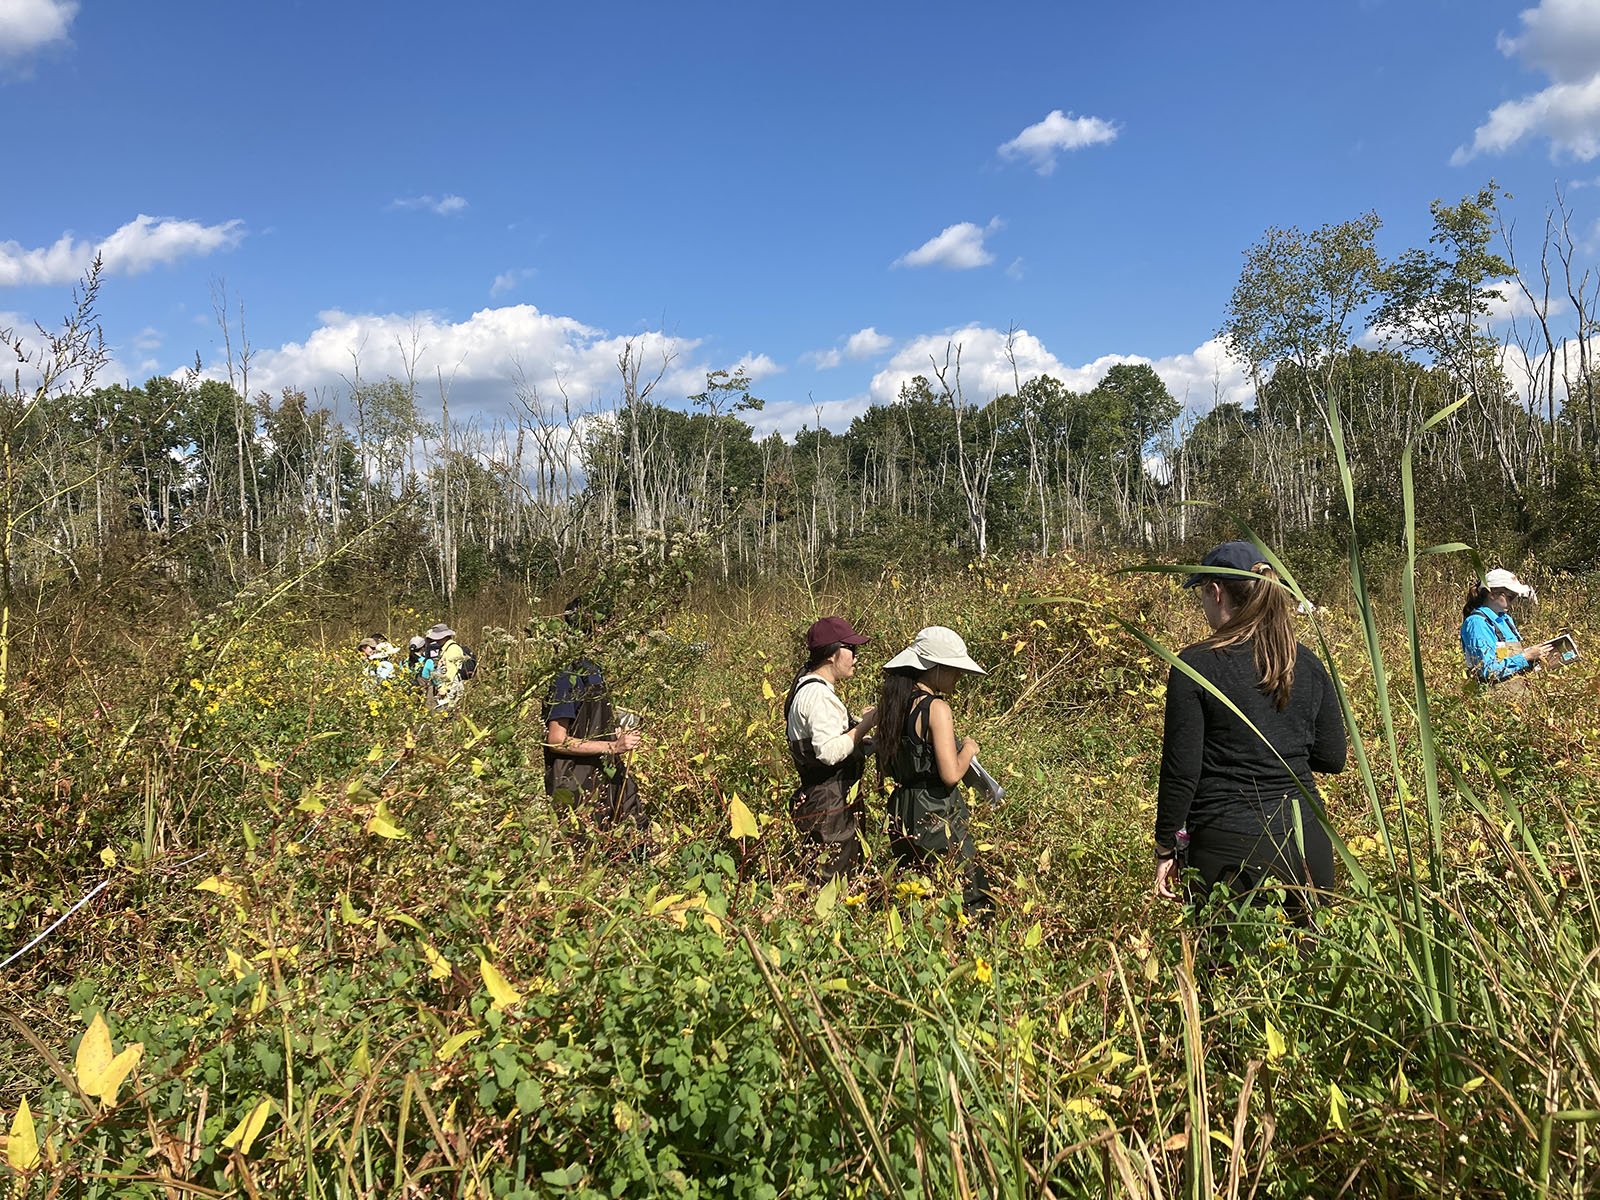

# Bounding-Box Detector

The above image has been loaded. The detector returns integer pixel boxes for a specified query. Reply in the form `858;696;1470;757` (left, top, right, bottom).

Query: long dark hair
1201;563;1298;710
784;641;847;715
1461;584;1492;620
873;666;924;779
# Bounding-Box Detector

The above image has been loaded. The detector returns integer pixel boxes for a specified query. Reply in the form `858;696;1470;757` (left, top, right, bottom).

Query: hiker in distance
784;616;878;882
1154;541;1347;921
1460;568;1549;692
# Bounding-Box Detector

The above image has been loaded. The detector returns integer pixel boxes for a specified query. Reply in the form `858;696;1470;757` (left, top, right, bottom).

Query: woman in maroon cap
784;616;878;882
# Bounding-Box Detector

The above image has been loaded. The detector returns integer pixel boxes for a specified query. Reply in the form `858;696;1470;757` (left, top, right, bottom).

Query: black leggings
1184;821;1333;922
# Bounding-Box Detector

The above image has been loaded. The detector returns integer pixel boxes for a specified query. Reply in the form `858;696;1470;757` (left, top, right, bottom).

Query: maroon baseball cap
806;616;869;650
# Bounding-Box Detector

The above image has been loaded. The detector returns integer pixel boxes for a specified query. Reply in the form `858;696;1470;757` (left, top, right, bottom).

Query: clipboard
1538;634;1579;667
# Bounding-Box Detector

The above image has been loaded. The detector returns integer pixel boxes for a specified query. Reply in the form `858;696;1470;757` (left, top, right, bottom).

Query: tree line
5;183;1600;620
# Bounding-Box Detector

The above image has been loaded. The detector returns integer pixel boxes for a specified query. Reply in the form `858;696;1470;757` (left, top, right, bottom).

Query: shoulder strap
907;690;937;739
1467;610;1501;639
785;673;828;720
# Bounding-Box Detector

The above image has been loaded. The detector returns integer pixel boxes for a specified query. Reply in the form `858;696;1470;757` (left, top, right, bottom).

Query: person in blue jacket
1460;568;1548;685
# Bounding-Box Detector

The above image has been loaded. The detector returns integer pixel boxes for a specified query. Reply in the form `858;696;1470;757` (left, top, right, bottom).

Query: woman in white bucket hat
1460;568;1547;688
875;626;996;914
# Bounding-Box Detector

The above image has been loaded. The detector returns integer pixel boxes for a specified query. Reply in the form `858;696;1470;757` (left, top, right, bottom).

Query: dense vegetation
4;185;1600;1196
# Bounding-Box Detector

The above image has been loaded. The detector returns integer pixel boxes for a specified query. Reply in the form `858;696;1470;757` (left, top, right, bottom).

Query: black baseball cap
1182;540;1266;589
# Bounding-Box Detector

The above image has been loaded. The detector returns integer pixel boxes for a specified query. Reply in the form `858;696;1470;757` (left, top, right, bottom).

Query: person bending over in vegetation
876;626;997;916
785;617;878;882
542;603;644;833
1460;568;1546;691
359;636;396;684
424;623;467;710
1155;541;1346;920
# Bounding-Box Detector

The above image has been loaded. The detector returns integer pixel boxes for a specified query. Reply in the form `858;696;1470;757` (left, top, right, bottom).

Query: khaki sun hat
425;623;456;641
883;626;987;675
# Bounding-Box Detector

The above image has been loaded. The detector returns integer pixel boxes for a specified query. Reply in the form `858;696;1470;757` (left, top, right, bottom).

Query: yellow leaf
195;876;242;901
1265;1019;1286;1062
1013;640;1026;655
422;942;452;981
6;1097;39;1170
729;795;760;841
1462;1075;1485;1093
435;1028;482;1061
743;719;762;738
761;678;776;701
367;742;384;762
340;892;371;926
479;958;522;1011
222;1097;274;1155
1023;922;1042;949
1063;1096;1110;1121
367;801;407;839
92;1044;144;1105
75;1013;113;1094
99;847;116;869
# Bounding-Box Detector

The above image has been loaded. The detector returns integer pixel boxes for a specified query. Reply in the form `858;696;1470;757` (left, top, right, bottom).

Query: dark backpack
458;645;478;680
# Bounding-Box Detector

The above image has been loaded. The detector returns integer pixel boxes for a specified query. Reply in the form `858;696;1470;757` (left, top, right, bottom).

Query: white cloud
805;327;895;370
196;304;709;426
749;394;875;439
868;325;1252;415
1005;257;1025;281
1454;0;1600;163
998;109;1120;175
728;352;782;382
893;218;1003;270
0;0;77;63
1496;0;1600;84
390;194;468;216
0;214;244;287
489;267;535;297
844;327;892;359
132;326;163;351
1484;276;1568;324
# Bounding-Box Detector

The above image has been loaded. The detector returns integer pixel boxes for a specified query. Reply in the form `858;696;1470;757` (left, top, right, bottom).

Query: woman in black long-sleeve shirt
1154;541;1347;913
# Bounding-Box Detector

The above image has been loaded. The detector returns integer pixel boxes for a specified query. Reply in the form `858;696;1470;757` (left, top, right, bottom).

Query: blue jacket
1461;606;1529;683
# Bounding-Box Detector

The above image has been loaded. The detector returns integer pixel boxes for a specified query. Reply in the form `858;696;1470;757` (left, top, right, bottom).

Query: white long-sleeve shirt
785;675;856;765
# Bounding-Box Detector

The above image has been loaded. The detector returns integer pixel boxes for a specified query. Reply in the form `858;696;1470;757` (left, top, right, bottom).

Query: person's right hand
612;730;642;753
1523;643;1548;665
961;736;979;757
1155;857;1181;901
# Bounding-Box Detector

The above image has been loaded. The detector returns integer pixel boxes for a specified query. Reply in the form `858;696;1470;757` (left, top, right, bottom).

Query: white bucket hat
1484;568;1536;601
884;626;987;675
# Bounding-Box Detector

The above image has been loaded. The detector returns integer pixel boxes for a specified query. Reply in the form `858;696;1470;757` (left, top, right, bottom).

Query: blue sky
4;0;1600;436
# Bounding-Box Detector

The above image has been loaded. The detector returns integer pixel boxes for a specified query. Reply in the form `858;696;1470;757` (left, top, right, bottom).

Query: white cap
1485;568;1536;601
883;626;987;675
